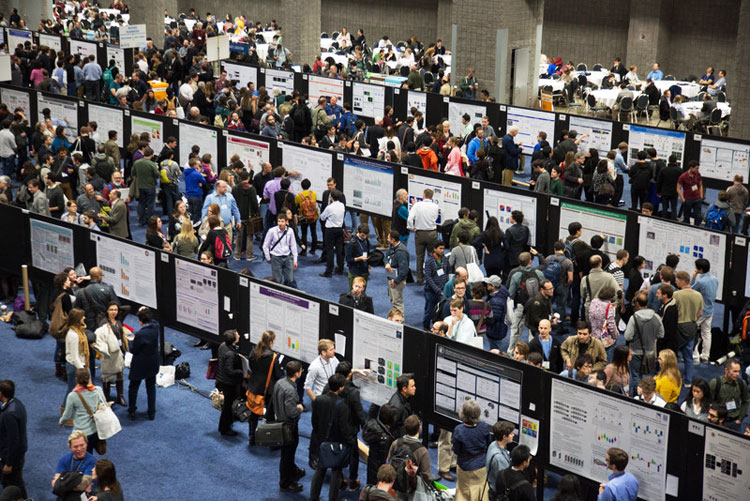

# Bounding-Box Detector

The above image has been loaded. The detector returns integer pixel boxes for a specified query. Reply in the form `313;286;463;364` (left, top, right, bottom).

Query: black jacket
495;467;535;501
322;380;367;430
528;335;563;374
232;182;259;219
523;293;553;332
387;391;412;438
248;350;283;396
0;398;27;467
339;291;374;314
311;392;354;444
504;223;530;268
215;342;244;386
402;152;422;168
656;163;682;197
129;322;160;380
392;200;408;238
629;161;652;191
362;415;395;485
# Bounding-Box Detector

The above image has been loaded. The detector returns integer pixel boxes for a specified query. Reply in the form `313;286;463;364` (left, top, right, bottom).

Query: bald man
75;267;120;331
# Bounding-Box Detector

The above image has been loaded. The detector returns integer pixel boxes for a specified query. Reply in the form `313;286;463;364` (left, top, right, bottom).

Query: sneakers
233;254;243;261
246;254;258;262
280;483;303;493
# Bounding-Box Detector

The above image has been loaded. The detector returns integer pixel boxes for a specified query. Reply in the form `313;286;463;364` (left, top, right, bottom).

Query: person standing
623;293;665;395
726;174;749;233
673;271;704;388
345;225;371;288
501;126;523;184
691;259;718;365
485;421;514;500
708;358;749;432
677;160;703;226
385;231;410;313
598;447;639;501
98;189;128;239
0;380;28;499
494;445;535;501
262;214;298;287
408;189;440;285
319;189;346;278
128;307;160;421
504;211;531;269
232;171;260;261
215;329;244;436
131;146;159;226
423;240;450;329
272;360;305;493
452;400;492;501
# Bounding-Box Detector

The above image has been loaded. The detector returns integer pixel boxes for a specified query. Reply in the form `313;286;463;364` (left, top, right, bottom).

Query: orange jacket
417;146;438;171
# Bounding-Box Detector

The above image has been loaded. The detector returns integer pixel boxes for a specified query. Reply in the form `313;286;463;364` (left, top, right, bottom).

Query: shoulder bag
319;399;351;469
246;353;277;415
256;420;296;447
77;390;121;451
49;292;69;339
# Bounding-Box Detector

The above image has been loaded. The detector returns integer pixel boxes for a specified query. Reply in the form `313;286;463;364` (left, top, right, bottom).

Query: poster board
7;29;32;51
351;310;404;406
550;379;670;501
29;218;74;274
106;45;126;73
280;143;332;195
0;87;31;117
407;173;461;224
130;115;163;153
698;138;750;183
174;258;219;333
448;101;485;136
179;123;217;166
37;94;78;142
225;133;270;172
483;188;538;246
627;125;685;167
558;202;627;261
87;104;124;148
94;234;158;308
702;426;750;501
307;75;344;103
69;39;98;63
637;216;727;301
249;282;320;363
568;116;614;156
118;24;147;49
38;33;63;52
342;156;394;217
352;82;386;119
221;61;258;89
0;55;10;82
407;90;427;123
264;68;295;97
507;106;556;154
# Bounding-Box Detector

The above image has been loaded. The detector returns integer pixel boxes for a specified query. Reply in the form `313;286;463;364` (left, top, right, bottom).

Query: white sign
407;173;461;224
558;202;627;261
638;217;726;301
0;55;10;82
87;104;124;148
37;94;78;142
175;258;219;333
7;29;32;52
448;101;486;137
699;138;750;183
29;219;74;274
550;379;670;501
106;45;126;73
507;106;556;154
69;39;98;63
226;133;270;172
221;61;257;89
484;189;538;245
249;282;320;363
179;123;217;166
282;143;333;195
95;234;158;308
0;87;31;117
343;156;394;217
119;24;147;49
568;116;614;157
38;33;62;52
265;68;295;97
130;115;163;153
407;90;428;123
703;426;750;500
308;75;344;103
352;82;386;119
205;35;230;62
627;125;685;167
352;310;404;406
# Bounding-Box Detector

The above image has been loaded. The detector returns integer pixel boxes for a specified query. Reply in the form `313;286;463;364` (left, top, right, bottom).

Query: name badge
437;269;445;276
221;204;228;209
691;185;698;191
542;361;550;369
726;400;737;411
362;252;368;258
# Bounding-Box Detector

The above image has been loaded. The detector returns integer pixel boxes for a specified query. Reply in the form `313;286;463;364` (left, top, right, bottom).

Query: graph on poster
352;82;386;119
558;202;627;261
179;123;217;166
407;91;427;123
87;104;124;147
569;116;613;156
264;68;295;96
226;134;270;172
130;116;163;153
94;234;157;308
69;39;98;63
628;125;685;167
222;61;258;89
106;46;125;74
507;107;556;154
448;101;485;137
38;33;62;52
702;427;750;501
37;94;78;142
0;88;31;118
29;219;74;274
407;173;461;223
175;258;219;333
281;143;332;195
342;156;394;217
308;75;344;103
699;138;750;182
484;189;538;245
352;310;404;406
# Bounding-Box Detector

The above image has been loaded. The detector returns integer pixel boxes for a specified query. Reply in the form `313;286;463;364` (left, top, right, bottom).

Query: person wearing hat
483;275;509;352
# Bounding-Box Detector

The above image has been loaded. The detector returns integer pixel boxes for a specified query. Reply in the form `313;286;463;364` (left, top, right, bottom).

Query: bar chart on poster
352;310;404;406
29;219;74;274
130;115;163;153
226;133;270;172
407;173;461;223
484;189;538;245
94;234;157;308
0;87;31;118
342;156;394;217
175;258;219;333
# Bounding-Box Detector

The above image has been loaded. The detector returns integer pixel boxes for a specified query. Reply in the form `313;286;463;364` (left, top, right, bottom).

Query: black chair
325;57;336;66
320;32;329;39
668;85;681;99
396;41;406;51
697;91;706;102
592;63;603;71
587;94;608;117
664;74;675;81
635;94;649;122
330;41;339;51
707;108;722;135
618;96;635;122
576;63;587;72
717;91;727;103
331;31;340;39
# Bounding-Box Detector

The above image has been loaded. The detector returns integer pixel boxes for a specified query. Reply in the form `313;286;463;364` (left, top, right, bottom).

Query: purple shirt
263;177;283;214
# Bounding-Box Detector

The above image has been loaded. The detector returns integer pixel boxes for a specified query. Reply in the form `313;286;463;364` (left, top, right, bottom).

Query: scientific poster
264;68;295;97
94;234;157;308
130;115;163;153
7;29;32;51
175;258;219;333
281;143;332;195
407;90;427;123
249;282;320;363
37;94;78;142
222;61;257;89
507;107;555;154
29;219;74;274
569;116;613;156
179;123;217;166
484;188;538;245
550;379;670;501
342;156;394;217
106;46;125;73
699;138;750;182
0;87;31;118
352;82;386;119
69;39;98;63
703;426;750;501
307;75;344;103
226;133;270;172
558;202;627;261
87;104;124;147
627;125;685;167
352;310;404;406
38;33;63;52
638;216;726;301
448;101;485;137
407;173;461;224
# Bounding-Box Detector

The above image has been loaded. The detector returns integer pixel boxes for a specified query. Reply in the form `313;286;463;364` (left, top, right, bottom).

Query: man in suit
0;380;28;498
610;57;627;79
99;189;128;239
528;319;563;373
158;136;177;163
128;307;160;421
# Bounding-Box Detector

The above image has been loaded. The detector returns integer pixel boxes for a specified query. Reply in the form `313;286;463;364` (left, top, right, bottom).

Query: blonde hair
352;276;367;287
317;339;334;353
657;349;682;388
177;220;197;243
254;330;276;359
68;429;88;446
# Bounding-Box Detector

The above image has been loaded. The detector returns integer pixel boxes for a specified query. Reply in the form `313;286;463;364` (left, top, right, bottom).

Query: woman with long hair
172;217;200;258
198;203;224;240
145;215;171;251
587;286;618;360
552;474;582;501
92;458;124;500
94;302;131;406
51;125;72;153
582;148;599;201
247;331;283;445
168;200;190;241
215;329;244;436
124;133;140;181
604;345;631;395
592;159;615;206
655;349;682;403
139;88;158;112
680;378;711;421
474;216;507;279
444;136;464;176
63;308;89;406
59;368;107;454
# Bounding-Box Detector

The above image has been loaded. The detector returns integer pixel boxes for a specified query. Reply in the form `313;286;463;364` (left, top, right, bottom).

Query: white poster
550;379;670;501
407;90;427;123
484;188;538;246
699;138;750;183
7;29;32;52
638;216;726;301
569;116;613;156
130;115;163;153
281;143;333;195
175;258;219;333
351;310;404;406
249;282;320;363
37;94;78;142
226;133;270;172
119;24;147;49
0;55;9;82
38;33;62;52
448;101;485;137
0;87;31;118
308;75;344;103
69;39;98;63
87;104;124;147
222;61;258;89
106;46;125;73
628;125;685;167
342;156;394;217
703;425;750;500
94;234;157;308
29;218;74;274
507;107;556;154
264;68;295;97
407;172;461;224
558;202;627;261
352;82;386;119
179;123;217;165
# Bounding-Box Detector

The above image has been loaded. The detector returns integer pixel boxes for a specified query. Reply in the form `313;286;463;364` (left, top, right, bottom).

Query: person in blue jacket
466;126;490;165
128;307;160;421
183;157;205;223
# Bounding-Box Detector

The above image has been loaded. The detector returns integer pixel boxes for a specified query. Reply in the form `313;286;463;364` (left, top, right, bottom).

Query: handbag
633;317;656;374
461;246;484;283
319;399;350;469
232;396;254;422
249;216;264;235
52;471;84;496
49;293;69;339
246;353;277;415
256;421;295;447
206;358;218;380
210;389;224;410
76;390;121;445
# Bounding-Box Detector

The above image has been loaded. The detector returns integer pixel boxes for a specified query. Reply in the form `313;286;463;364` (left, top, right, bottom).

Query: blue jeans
271;254;294;286
161;184;181;217
628;355;644;397
137;188;156;226
487;336;505;352
1;155;15;177
682;198;702;226
423;289;440;329
605;344;616;363
679;338;695;386
554;285;568;317
64;363;78;406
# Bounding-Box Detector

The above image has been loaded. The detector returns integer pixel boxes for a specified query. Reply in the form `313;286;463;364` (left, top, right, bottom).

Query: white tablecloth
439;54;452;67
260;31;277;44
320;38;334;51
681;101;731;118
653;80;701;99
255;44;269;62
574;70;620;88
321;52;349;67
537;80;565;92
590;89;641;109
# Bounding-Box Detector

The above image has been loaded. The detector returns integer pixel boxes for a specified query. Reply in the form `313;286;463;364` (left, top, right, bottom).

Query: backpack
514;269;540;305
740;308;750;341
432;297;451;323
390;438;425;493
293;105;306;126
94;156;113;180
300;193;318;222
563;239;577;268
213;230;233;260
494;469;531;501
704;204;727;231
542;256;563;289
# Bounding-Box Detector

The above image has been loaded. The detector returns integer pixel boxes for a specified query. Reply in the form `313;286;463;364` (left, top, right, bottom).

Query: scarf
73;326;90;369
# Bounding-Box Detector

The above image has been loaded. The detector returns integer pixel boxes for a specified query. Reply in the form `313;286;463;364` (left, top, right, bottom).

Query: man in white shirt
319;189;346;278
304;339;339;469
178;73;197;108
444;298;477;345
624;65;642;89
635;376;666;408
0;120;17;177
262;213;298;286
407;188;440;285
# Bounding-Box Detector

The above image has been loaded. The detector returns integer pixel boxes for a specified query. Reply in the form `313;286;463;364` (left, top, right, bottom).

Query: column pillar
277;0;321;71
625;0;672;76
729;0;750;140
128;0;178;46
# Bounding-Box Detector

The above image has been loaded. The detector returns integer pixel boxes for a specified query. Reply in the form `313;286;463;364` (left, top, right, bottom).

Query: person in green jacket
131;147;159;226
449;208;481;248
550;166;564;196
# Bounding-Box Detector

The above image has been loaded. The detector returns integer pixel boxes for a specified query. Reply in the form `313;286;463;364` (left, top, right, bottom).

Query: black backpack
493;469;531;501
213;230;233;260
390;438;425;493
514;269;540;305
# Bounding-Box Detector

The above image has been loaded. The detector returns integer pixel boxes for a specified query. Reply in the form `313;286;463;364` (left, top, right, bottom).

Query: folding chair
706;108;722;135
618;97;636;122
